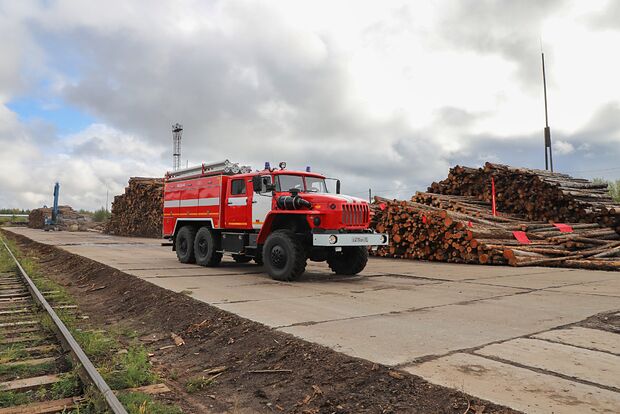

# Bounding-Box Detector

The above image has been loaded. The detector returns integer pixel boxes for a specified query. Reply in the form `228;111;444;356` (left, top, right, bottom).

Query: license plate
351;236;369;243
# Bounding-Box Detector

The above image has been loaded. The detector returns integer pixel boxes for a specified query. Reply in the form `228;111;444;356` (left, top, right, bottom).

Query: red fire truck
163;160;388;281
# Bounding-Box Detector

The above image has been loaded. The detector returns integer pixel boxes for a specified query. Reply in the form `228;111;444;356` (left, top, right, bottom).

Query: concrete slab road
6;227;620;414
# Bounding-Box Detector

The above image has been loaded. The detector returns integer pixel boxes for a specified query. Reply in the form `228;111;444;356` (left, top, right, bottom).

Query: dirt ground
3;230;519;414
578;310;620;333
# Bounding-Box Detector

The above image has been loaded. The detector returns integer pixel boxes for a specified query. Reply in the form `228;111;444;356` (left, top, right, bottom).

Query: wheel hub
198;238;208;255
270;245;287;269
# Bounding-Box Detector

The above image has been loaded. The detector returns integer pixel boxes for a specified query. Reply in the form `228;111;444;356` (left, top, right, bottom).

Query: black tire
262;230;307;281
232;254;253;264
327;246;368;275
176;226;196;264
194;227;222;267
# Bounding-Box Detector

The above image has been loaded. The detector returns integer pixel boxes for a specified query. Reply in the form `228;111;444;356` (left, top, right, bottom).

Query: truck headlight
329;235;338;244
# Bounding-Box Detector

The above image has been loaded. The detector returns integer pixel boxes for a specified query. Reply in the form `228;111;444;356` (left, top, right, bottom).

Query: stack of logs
428;163;620;233
371;192;620;271
28;206;97;231
104;177;163;238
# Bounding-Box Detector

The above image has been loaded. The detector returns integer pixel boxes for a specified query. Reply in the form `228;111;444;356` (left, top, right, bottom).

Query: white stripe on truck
164;197;220;208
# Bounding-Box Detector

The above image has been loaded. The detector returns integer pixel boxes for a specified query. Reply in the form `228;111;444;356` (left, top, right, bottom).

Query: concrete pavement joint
276;288;533;329
140;272;267;279
527;336;620;357
394;316;620;368
460;276;618;292
545;290;620;299
213;293;331;305
469;349;620;394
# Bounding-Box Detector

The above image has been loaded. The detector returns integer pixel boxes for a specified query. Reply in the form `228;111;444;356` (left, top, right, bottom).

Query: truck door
251;175;272;229
225;178;250;228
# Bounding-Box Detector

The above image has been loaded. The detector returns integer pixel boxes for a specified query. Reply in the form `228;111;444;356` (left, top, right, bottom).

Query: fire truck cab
163;160;388;281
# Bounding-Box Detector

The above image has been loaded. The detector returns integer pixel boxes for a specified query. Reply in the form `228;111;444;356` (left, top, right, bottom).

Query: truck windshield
305;176;328;193
275;175;304;192
275;174;328;193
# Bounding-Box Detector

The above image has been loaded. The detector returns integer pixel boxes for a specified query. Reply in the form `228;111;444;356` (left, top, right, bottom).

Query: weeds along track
0;238;128;414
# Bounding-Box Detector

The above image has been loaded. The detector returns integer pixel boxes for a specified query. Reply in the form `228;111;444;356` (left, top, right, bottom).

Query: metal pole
542;52;553;172
368;188;372;203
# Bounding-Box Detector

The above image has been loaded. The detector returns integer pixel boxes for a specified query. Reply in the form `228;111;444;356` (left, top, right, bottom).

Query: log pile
28;206;95;231
428;163;620;233
371;193;620;271
104;177;163;238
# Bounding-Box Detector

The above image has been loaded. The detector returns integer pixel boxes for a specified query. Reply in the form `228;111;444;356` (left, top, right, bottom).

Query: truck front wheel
263;230;307;281
327;246;368;275
194;227;222;266
176;226;196;264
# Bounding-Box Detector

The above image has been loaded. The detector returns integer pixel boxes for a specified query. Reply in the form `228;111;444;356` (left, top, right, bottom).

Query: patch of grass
0;391;31;408
72;329;116;361
109;326;140;340
102;347;158;390
0;243;15;273
0;344;27;363
50;371;81;399
0;361;55;379
185;375;217;393
118;392;183;414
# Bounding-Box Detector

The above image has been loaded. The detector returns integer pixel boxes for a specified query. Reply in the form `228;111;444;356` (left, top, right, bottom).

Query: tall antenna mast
542;52;553;172
172;123;183;171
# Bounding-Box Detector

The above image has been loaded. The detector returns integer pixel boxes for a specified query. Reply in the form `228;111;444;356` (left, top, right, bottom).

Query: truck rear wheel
263;230;306;281
194;227;222;266
327;246;368;275
176;226;196;264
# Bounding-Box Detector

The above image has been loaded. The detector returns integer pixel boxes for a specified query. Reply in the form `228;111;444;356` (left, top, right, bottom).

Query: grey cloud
588;1;620;31
446;102;620;182
435;0;566;90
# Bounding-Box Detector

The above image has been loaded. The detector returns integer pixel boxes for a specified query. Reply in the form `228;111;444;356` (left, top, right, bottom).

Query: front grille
342;203;369;226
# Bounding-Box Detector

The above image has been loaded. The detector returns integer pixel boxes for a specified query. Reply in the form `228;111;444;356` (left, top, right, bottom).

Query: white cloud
555;140;575;155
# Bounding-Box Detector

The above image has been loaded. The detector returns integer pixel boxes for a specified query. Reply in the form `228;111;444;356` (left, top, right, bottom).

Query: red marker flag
512;231;531;244
553;223;573;233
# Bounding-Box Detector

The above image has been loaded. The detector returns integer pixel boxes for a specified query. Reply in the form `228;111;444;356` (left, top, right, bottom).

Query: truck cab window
305;177;328;193
275;175;304;192
231;179;246;195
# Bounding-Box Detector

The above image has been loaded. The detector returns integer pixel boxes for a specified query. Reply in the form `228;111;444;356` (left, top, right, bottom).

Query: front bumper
312;232;389;247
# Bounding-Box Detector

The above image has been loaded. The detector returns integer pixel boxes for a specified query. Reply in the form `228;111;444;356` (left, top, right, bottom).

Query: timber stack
104;177;163;238
428;163;620;233
28;206;95;231
371;192;620;271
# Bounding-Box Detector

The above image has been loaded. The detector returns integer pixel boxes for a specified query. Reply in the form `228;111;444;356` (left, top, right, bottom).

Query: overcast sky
1;0;619;210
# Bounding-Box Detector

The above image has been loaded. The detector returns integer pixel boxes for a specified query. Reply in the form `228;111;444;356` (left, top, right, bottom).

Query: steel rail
1;237;128;414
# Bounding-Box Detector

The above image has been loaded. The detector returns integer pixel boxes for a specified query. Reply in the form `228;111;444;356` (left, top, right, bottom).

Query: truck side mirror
336;180;341;194
252;175;262;193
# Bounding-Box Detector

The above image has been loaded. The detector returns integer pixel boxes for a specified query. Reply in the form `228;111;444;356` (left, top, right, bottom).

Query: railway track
0;238;127;414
